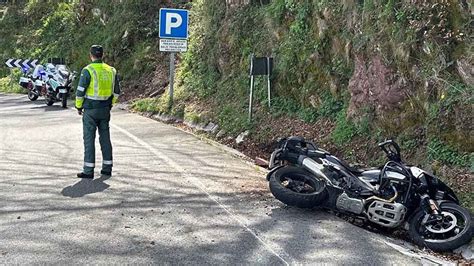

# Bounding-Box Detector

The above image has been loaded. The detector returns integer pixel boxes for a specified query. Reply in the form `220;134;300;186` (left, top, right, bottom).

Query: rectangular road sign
159;8;189;39
159;39;187;52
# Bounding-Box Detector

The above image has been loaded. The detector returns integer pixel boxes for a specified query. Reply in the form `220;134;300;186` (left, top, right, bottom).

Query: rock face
347;56;408;118
456;57;474;87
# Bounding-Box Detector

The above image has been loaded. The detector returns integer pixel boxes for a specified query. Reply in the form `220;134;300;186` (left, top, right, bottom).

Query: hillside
0;0;179;98
0;0;472;209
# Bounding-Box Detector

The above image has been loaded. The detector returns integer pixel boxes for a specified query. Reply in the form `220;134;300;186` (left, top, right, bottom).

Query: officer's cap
90;45;104;58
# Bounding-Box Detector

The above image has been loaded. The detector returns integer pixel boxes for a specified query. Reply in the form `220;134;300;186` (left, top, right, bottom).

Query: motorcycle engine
367;201;407;228
336;192;364;214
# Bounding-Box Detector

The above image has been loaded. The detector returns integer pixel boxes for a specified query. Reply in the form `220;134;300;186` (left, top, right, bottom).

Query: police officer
76;45;120;179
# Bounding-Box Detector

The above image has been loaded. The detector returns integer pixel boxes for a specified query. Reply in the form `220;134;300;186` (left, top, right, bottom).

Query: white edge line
111;123;291;265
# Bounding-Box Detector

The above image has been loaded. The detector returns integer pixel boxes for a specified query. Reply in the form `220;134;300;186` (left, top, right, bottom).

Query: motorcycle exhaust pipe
297;155;336;186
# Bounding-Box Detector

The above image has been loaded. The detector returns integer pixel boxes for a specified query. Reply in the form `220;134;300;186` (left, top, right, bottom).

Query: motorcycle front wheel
409;202;472;252
45;97;54;106
269;166;328;208
61;93;68;108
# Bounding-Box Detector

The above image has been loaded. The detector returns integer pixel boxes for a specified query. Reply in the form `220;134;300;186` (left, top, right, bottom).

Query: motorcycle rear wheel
28;91;38;101
269;166;328;208
409;202;472;252
45;96;54;106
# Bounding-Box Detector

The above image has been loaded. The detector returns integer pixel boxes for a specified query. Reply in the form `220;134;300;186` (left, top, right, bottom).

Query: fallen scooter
267;137;472;252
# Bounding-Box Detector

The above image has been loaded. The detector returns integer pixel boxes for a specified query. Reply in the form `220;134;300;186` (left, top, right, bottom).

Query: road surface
0;93;422;265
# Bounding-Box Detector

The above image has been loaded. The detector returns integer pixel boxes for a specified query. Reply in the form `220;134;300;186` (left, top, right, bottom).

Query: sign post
249;54;255;121
267;57;271;108
169;52;175;107
159;8;189;110
248;55;274;122
9;69;13;90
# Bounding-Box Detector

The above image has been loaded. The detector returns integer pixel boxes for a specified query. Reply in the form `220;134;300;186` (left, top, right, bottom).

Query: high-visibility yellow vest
84;63;116;101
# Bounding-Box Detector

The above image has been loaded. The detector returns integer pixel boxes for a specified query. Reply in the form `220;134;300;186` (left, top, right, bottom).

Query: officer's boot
77;172;94;179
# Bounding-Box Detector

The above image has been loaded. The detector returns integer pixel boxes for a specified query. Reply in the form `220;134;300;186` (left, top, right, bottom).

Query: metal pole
248;54;255;122
267;57;271;108
168;52;175;110
249;75;254;122
9;69;14;89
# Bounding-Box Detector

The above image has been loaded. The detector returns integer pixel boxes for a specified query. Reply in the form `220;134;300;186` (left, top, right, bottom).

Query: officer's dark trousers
82;107;113;175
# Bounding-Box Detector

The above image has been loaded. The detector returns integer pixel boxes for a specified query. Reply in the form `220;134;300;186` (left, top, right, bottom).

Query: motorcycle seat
350;166;379;175
59;70;69;78
357;169;381;184
335;158;368;174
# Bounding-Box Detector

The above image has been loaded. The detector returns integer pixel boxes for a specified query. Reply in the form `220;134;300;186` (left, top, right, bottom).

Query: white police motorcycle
42;63;76;108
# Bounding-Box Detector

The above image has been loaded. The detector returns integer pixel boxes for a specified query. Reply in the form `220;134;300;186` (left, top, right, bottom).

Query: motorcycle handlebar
378;139;402;162
378;139;400;150
378;139;393;147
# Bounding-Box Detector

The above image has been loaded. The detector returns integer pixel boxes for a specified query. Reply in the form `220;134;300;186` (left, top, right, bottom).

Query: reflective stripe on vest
88;66;100;98
85;95;111;100
111;67;117;93
84;63;115;101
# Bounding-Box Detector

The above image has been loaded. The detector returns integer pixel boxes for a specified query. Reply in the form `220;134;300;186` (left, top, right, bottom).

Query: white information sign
159;39;187;52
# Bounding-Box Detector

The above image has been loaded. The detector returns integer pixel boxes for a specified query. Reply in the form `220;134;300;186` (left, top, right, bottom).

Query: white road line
111;123;292;265
0;105;32;111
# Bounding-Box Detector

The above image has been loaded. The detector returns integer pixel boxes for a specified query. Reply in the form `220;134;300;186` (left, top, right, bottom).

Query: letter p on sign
159;8;189;39
166;13;182;34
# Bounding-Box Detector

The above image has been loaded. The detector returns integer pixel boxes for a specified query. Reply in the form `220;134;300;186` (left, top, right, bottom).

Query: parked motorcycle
267;137;472;252
20;64;49;102
43;63;76;108
18;66;39;101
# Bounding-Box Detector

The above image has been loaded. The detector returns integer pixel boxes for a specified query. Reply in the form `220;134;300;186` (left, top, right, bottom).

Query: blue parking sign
159;8;189;39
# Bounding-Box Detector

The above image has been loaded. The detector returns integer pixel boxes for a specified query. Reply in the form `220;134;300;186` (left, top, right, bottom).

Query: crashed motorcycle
267;137;472;252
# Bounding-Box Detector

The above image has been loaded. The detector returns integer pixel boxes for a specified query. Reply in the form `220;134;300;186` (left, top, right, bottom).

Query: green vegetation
459;193;473;214
173;0;472;208
331;108;371;146
331;110;357;145
428;138;473;169
0;76;26;94
0;68;27;94
0;1;169;80
129;1;472;179
131;98;162;114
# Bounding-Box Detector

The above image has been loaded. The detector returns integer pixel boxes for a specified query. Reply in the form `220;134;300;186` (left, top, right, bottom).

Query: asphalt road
0;93;422;265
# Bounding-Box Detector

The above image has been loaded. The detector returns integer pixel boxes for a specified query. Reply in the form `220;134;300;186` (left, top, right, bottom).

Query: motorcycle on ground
267;137;472;252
